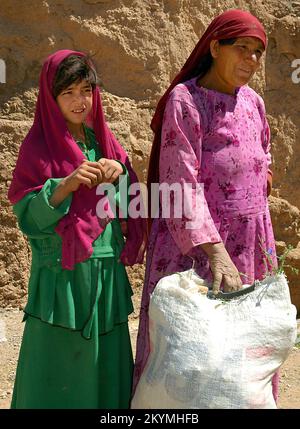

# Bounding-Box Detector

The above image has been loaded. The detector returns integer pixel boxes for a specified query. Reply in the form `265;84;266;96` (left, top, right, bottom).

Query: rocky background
0;0;299;313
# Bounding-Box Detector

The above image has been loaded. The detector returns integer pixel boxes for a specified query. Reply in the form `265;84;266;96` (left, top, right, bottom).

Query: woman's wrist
200;241;224;256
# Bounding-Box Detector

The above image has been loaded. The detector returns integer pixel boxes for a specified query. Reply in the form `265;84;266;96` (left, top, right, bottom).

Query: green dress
11;127;134;409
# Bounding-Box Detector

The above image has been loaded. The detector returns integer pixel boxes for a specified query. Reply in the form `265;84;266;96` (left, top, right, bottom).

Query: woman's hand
201;242;243;294
98;158;124;184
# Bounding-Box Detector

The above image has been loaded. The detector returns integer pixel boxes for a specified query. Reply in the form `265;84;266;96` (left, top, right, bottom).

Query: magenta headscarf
8;50;146;270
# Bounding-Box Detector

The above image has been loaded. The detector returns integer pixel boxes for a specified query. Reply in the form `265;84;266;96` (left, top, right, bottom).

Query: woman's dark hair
52;54;98;98
189;38;237;80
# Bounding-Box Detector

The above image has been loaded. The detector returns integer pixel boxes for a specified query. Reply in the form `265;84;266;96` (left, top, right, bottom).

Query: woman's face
56;79;93;128
210;37;265;93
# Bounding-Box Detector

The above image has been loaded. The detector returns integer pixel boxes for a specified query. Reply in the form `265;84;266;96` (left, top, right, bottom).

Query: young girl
134;9;279;405
8;50;146;409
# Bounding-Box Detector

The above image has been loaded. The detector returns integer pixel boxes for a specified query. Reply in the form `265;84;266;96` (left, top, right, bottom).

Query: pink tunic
134;78;278;396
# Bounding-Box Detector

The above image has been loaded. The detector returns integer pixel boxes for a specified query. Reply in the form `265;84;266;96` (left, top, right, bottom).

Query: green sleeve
13;178;73;239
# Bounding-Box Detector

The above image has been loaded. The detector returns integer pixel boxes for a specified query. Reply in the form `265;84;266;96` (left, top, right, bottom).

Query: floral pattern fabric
133;78;277;394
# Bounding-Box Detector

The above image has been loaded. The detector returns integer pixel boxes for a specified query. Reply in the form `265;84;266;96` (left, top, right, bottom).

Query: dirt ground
0;307;299;409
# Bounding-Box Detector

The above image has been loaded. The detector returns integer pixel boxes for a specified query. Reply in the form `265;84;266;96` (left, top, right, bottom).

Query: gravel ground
0;308;299;409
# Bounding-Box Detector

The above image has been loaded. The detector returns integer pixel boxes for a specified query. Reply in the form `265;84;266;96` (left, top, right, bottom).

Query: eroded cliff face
0;0;299;312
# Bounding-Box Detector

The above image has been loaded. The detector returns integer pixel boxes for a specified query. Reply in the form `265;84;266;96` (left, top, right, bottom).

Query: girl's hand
63;160;104;192
98;158;124;184
49;159;123;208
201;242;243;294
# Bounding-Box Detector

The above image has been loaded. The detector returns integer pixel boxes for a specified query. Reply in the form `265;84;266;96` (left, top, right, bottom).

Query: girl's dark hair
52;54;98;98
189;38;237;80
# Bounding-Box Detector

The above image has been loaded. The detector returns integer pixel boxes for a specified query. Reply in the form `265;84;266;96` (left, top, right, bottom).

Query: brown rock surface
0;0;299;316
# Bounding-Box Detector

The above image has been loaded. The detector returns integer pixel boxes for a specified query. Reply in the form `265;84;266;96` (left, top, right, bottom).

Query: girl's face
56;79;93;128
210;37;265;93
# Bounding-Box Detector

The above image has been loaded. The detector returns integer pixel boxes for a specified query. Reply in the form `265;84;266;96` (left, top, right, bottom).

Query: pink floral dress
133;78;278;397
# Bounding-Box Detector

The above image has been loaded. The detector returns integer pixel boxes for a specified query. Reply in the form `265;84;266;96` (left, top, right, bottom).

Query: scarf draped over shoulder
8;50;146;270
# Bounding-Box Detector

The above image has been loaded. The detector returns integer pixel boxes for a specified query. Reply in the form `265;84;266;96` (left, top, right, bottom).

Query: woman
134;9;279;403
8;50;146;408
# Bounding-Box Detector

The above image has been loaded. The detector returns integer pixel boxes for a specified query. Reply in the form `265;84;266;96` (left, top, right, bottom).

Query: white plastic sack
132;271;297;409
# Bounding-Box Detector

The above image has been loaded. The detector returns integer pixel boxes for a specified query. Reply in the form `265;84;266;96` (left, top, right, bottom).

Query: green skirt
11;316;133;409
11;257;134;409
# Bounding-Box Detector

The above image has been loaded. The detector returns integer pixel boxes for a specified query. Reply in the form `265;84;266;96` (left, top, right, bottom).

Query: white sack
132;271;297;409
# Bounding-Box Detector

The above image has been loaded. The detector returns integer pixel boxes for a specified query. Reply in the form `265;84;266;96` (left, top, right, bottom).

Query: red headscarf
147;9;267;206
8;50;146;269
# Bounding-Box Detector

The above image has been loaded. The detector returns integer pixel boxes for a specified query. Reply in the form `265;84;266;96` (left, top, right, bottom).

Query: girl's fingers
81;161;104;180
110;170;119;182
104;167;116;179
78;171;101;187
81;160;101;167
81;165;103;183
79;160;121;184
76;174;94;189
82;164;103;175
